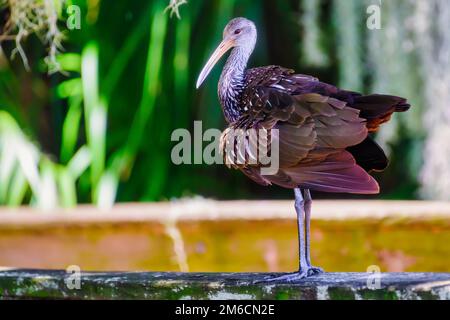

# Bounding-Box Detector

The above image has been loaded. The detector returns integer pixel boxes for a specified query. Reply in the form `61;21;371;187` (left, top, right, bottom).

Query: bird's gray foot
256;266;323;283
259;270;309;283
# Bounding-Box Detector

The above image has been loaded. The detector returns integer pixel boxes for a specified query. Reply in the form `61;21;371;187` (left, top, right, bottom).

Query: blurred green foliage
0;0;435;207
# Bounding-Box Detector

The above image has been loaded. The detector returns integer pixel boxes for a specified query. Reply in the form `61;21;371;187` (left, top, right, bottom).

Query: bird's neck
219;47;251;123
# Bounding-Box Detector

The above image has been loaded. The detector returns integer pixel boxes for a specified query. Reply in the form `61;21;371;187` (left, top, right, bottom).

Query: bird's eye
234;29;242;35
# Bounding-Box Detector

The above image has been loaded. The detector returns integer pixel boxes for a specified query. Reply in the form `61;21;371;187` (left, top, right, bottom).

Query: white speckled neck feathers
218;47;252;123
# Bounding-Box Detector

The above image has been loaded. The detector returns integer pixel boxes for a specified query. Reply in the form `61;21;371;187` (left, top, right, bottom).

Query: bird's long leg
258;188;315;282
303;189;324;275
295;188;308;271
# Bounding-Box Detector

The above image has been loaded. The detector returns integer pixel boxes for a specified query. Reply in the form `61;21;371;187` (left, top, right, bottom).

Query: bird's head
196;17;257;89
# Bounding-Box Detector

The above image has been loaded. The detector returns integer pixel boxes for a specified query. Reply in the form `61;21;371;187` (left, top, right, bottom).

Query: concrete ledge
1;200;450;227
0;269;449;300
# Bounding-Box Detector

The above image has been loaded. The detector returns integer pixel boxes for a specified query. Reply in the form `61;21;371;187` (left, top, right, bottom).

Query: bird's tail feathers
351;94;410;132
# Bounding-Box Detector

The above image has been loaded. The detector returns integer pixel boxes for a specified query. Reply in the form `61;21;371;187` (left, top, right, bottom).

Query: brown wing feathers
282;151;380;194
222;66;410;194
276;93;379;193
267;67;411;133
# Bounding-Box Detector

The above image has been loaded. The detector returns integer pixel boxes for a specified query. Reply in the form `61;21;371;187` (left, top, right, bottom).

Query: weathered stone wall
0;270;449;300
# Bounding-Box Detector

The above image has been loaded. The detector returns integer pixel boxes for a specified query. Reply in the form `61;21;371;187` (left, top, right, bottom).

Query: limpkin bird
196;17;410;281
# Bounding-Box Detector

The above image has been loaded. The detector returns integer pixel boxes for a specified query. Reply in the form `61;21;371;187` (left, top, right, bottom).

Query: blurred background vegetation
0;0;449;208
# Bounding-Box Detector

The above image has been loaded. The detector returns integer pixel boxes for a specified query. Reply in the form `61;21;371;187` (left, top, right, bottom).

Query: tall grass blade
81;42;108;203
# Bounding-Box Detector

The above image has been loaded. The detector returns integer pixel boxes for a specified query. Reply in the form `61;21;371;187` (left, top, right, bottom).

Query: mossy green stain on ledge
0;270;449;300
328;287;356;300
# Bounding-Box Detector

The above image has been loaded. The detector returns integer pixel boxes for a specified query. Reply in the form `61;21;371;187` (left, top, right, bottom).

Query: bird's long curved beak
196;39;234;89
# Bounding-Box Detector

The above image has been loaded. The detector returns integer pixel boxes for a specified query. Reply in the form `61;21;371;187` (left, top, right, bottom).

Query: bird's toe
306;266;324;276
254;271;309;283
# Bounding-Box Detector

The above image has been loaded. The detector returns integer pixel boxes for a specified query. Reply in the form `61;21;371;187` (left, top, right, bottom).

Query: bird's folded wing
222;83;381;193
227;88;368;167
